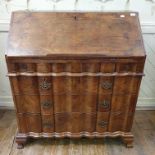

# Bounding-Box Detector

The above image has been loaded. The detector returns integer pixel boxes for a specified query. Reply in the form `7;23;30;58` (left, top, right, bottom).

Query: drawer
113;76;141;94
97;94;111;112
54;113;96;133
96;112;109;132
10;76;39;95
17;113;55;133
15;95;41;113
17;113;42;133
53;94;97;113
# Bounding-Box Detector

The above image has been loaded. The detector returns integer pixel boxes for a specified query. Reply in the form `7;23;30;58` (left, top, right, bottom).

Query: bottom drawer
17;113;42;133
54;113;96;133
17;111;130;134
17;113;54;133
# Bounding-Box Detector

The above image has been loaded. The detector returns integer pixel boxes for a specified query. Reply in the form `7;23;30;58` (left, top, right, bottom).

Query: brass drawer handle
40;80;51;90
43;123;53;128
101;81;112;90
98;121;108;127
41;101;52;109
100;100;110;109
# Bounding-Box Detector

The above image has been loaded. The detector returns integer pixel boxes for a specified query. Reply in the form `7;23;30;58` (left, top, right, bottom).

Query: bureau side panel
108;61;144;132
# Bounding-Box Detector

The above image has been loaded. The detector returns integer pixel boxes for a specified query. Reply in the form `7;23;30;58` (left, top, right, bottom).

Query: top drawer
7;58;144;74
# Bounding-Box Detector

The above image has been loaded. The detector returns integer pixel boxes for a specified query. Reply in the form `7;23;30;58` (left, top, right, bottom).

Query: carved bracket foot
122;136;134;148
16;134;28;149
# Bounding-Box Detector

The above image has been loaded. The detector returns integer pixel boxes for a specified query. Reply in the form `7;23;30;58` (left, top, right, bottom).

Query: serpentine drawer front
6;11;146;149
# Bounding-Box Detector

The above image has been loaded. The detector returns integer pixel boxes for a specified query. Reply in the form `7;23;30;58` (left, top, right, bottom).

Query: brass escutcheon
43;123;53;128
100;100;110;108
98;121;108;127
40;80;51;90
42;101;52;108
101;81;112;89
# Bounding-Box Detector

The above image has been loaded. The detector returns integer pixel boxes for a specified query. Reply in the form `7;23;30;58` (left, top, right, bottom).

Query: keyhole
74;16;77;20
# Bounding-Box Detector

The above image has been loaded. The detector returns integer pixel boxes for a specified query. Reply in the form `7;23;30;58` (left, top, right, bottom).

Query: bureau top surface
6;11;145;58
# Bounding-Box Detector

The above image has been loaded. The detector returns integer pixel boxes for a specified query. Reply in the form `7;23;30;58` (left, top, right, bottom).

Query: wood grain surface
6;12;145;57
0;110;154;155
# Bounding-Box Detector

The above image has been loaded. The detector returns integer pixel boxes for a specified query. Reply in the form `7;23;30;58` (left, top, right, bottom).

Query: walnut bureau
6;12;146;149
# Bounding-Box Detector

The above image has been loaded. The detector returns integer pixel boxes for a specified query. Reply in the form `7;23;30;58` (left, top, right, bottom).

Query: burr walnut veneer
6;12;146;149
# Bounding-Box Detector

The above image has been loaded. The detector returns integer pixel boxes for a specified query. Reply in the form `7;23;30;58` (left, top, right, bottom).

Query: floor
0;110;154;155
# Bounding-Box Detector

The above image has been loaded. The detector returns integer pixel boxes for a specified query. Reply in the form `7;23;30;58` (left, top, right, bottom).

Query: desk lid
6;11;146;58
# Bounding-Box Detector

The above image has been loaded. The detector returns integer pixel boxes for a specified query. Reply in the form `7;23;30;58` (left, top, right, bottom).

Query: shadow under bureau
6;11;146;149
